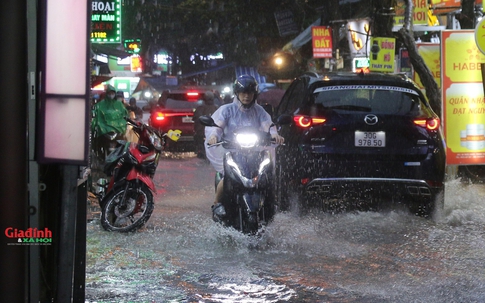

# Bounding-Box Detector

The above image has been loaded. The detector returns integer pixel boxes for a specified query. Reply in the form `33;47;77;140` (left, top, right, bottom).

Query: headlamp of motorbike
149;132;163;151
235;133;258;148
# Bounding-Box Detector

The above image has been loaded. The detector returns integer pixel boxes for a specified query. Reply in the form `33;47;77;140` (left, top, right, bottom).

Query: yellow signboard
414;43;441;90
369;37;395;73
394;0;429;27
442;30;485;165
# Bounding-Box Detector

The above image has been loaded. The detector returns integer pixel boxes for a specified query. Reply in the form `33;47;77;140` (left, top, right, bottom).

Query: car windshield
312;85;422;115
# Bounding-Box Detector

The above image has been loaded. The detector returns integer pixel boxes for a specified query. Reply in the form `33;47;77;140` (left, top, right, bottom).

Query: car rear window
312;85;422;115
165;93;203;109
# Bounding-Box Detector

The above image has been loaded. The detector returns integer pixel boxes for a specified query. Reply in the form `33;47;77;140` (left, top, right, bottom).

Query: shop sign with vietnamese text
369;37;395;73
394;0;428;27
312;26;333;58
91;0;121;43
442;30;485;165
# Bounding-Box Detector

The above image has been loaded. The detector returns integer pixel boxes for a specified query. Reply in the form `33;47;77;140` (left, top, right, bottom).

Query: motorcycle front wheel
100;183;154;232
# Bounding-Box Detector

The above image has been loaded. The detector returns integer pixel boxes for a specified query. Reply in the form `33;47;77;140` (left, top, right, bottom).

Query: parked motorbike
92;131;125;171
199;115;290;234
96;118;181;232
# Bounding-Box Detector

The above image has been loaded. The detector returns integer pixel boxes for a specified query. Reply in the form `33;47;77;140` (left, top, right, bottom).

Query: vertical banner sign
312;26;333;58
442;30;485;165
394;0;428;27
91;0;121;43
399;48;413;77
414;43;441;91
369;37;395;73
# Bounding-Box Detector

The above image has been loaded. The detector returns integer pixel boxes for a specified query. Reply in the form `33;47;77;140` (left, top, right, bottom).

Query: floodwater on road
86;154;485;303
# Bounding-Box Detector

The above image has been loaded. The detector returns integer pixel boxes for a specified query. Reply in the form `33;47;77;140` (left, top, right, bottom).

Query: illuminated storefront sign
346;19;371;58
352;57;370;73
131;55;142;73
91;0;121;43
124;39;141;54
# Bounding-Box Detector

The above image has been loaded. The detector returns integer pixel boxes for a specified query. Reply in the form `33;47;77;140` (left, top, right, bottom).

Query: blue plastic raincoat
204;97;277;173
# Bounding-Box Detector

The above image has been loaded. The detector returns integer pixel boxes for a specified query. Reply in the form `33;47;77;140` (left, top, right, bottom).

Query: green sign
354;57;370;69
91;0;121;43
124;39;141;54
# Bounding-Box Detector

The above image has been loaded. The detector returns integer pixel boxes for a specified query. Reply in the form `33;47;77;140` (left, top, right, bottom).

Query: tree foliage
122;0;322;74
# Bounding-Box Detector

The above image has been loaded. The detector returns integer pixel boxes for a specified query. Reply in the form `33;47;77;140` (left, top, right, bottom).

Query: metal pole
56;165;80;301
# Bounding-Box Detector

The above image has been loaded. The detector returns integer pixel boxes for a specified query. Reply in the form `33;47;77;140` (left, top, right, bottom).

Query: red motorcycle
97;118;181;232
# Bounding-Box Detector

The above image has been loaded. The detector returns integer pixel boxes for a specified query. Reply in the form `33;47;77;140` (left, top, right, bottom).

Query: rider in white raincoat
204;75;284;219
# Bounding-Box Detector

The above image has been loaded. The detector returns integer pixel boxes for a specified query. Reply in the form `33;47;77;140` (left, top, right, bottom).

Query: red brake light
154;112;165;121
186;91;200;101
414;118;440;130
293;115;326;128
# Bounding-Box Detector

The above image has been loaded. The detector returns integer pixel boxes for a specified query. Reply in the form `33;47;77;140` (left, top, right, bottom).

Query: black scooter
200;115;290;234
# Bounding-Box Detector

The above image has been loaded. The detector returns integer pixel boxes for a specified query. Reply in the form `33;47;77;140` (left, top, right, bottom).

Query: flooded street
86;154;485;303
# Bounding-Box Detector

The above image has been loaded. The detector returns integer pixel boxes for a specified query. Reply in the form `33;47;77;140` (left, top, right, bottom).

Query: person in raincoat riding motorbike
91;84;129;160
205;75;284;220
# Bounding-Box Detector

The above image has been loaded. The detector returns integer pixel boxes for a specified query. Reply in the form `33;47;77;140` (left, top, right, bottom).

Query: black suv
274;72;446;217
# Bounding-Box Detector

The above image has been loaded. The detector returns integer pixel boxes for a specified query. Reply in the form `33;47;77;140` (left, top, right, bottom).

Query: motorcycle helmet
233;75;258;108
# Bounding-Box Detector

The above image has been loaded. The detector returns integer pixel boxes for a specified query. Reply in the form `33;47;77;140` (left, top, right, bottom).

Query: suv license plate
355;131;385;147
182;116;194;123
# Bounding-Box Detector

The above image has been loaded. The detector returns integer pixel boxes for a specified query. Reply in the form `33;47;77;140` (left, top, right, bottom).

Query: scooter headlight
148;132;163;151
235;133;258;148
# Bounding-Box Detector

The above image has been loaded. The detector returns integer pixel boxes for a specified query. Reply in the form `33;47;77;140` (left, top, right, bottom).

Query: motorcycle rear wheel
101;183;154;232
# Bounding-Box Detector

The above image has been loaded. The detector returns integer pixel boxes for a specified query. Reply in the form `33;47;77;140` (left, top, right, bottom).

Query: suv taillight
414;118;440;130
293;115;326;128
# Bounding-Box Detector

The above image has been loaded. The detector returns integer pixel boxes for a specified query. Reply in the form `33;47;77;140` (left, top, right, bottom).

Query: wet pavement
85;153;485;303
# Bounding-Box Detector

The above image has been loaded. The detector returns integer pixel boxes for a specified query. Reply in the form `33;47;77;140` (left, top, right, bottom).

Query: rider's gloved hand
271;133;285;144
207;135;218;145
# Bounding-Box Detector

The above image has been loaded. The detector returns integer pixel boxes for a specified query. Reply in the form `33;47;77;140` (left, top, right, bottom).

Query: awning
91;75;112;88
235;66;267;84
91;43;131;59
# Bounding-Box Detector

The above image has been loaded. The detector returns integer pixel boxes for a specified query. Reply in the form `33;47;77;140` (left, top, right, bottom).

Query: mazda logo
364;114;378;125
